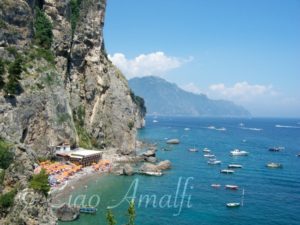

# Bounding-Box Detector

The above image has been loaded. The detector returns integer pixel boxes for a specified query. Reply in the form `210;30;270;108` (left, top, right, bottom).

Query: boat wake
206;126;226;131
275;125;300;129
241;127;263;131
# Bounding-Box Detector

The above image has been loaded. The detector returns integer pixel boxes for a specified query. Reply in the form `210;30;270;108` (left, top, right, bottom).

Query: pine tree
106;209;117;225
127;200;136;225
34;7;53;49
4;56;23;96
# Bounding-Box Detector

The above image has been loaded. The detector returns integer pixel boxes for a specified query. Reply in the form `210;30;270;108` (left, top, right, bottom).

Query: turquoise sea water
59;117;300;225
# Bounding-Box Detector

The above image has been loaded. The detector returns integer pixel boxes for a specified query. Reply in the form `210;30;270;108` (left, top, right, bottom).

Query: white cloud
208;81;276;102
108;52;191;79
180;82;202;94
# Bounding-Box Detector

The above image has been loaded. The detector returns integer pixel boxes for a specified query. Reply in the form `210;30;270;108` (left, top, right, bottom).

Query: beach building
54;141;71;153
69;149;102;167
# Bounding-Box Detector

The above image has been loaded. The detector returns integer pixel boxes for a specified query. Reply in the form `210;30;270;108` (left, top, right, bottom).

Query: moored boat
269;146;284;152
80;206;97;214
225;185;239;190
220;169;235;174
211;184;221;188
208;160;221;165
230;149;248;156
266;162;282;168
189;148;198;152
297;153;300;157
203;148;211;153
228;164;243;169
226;202;240;208
204;154;215;158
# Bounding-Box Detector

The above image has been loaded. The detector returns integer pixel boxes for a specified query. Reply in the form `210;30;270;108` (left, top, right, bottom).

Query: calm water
59;117;300;225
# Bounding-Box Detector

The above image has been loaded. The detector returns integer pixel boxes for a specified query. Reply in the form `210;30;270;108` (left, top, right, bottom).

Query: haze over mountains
129;76;251;117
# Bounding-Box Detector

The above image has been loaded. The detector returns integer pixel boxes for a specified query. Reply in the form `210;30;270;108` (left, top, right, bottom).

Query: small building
69;149;102;167
55;141;71;153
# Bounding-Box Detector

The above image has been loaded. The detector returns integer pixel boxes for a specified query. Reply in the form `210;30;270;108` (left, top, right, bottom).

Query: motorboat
266;162;282;168
226;202;240;208
211;184;221;188
228;164;243;169
225;185;239;190
189;148;198;152
203;148;211;153
208;160;221;165
220;169;235;174
269;146;284;152
230;149;248;156
204;154;215;158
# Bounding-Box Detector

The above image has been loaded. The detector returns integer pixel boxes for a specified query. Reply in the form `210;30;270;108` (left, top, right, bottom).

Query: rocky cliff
0;0;145;223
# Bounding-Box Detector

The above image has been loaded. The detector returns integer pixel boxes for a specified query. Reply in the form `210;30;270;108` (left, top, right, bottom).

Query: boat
266;162;282;168
220;169;235;174
211;184;221;188
189;148;198;152
228;164;243;169
225;185;239;190
203;148;211;153
80;206;97;214
143;171;163;176
153;120;158;123
208;160;221;165
204;154;215;158
226;189;245;208
269;147;285;152
297;153;300;157
226;202;240;208
230;149;248;156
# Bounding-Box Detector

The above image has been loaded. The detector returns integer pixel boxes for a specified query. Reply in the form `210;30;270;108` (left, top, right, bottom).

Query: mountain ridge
129;76;251;117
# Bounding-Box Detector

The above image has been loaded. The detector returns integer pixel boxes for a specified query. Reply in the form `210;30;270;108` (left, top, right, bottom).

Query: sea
59;116;300;225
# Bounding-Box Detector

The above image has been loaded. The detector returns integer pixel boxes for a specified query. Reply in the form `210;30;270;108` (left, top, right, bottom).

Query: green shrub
70;0;82;35
127;200;136;225
0;189;17;209
34;7;53;49
0;58;5;89
0;138;13;170
128;121;134;130
75;123;92;149
130;90;146;115
4;56;23;96
0;19;7;29
29;169;50;197
6;46;18;56
29;48;55;64
0;169;5;185
106;209;117;225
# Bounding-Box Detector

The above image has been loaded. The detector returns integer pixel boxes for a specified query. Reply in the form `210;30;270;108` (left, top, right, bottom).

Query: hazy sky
104;0;300;117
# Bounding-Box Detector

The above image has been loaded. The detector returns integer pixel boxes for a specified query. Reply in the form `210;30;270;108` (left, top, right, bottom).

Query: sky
104;0;300;117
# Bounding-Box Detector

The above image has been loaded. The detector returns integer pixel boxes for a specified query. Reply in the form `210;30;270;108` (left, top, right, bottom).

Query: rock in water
166;139;180;144
123;164;134;176
156;160;171;170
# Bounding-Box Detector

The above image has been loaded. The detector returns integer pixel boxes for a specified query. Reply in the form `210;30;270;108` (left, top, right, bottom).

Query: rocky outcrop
139;160;171;174
0;0;145;223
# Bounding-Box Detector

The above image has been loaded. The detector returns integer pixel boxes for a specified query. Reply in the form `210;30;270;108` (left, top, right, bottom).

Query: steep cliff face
0;0;145;223
0;0;145;154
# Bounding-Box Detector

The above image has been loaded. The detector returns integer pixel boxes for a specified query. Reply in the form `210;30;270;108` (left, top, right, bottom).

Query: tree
34;7;53;49
106;209;117;225
0;138;13;170
29;169;50;197
4;56;23;96
0;58;5;89
127;200;136;225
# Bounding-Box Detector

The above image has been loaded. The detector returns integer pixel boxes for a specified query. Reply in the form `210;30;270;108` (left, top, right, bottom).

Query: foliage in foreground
0;138;13;170
29;169;50;197
0;189;17;209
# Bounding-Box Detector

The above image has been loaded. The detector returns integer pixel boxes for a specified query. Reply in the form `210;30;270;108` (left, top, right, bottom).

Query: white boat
153;120;158;123
143;171;163;176
208;160;221;165
226;202;240;208
266;162;282;168
225;185;239;190
203;148;211;153
220;169;235;174
230;149;248;156
228;164;243;169
226;188;245;208
204;154;215;158
189;148;198;152
211;184;221;188
269;146;284;152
